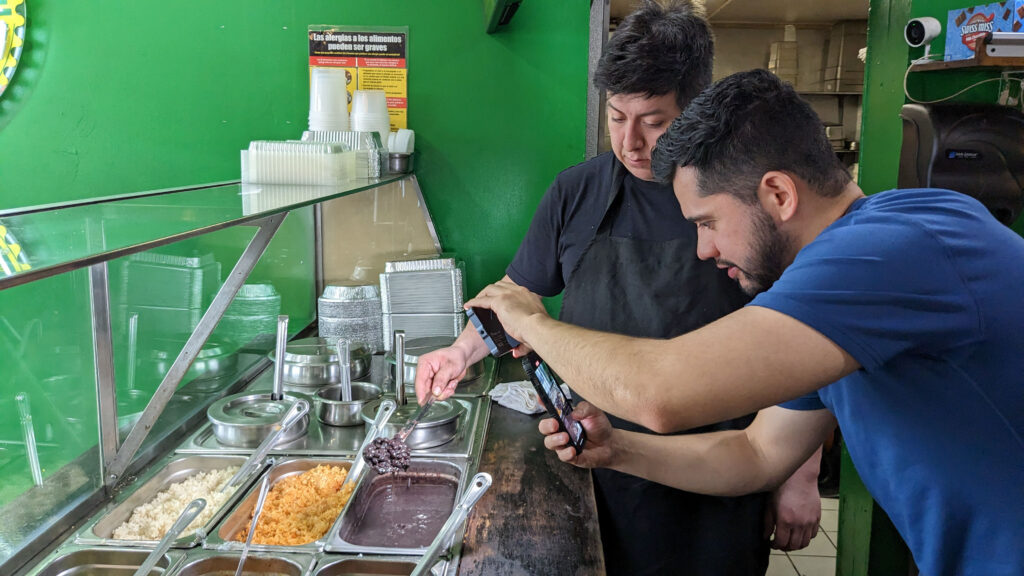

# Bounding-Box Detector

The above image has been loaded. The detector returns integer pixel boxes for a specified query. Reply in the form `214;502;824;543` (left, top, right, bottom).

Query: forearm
451;324;490;365
520;307;858;433
608;428;778;496
781;446;822;489
521;314;668;427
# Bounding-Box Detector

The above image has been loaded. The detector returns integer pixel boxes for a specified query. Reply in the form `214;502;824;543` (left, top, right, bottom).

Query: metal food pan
24;545;186;576
76;455;261;549
168;549;316;576
323;458;469;556
312;556;432;576
204;457;355;554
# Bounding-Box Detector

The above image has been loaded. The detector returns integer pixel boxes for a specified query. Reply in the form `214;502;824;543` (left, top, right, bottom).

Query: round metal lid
360;396;465;428
391;336;457;364
268;337;369;365
207;392;308;427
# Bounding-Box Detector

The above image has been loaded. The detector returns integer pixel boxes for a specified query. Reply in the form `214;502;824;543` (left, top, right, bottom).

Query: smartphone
522;353;586;453
465;307;520;357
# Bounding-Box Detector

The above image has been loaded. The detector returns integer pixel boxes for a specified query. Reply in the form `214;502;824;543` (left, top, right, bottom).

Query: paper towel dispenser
898;103;1024;226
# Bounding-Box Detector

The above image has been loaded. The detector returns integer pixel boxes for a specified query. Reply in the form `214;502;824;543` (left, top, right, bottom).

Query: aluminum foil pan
382;313;464;352
380;268;464;314
384;257;456;273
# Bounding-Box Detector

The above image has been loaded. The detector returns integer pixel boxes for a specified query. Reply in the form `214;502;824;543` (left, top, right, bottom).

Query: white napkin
488;380;573;415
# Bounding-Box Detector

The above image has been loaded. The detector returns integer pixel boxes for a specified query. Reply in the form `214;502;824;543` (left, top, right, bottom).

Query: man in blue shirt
461;69;1024;576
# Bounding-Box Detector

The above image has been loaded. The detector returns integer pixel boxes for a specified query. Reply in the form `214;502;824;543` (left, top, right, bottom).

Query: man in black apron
414;2;822;574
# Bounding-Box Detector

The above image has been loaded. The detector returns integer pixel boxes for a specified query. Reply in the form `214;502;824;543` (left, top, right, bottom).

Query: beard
739;208;792;296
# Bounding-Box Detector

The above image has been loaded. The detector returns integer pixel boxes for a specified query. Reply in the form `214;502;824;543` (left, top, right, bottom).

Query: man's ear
758;171;799;222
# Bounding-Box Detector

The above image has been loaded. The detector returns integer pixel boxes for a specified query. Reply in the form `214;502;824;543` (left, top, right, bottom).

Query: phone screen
532;360;586;450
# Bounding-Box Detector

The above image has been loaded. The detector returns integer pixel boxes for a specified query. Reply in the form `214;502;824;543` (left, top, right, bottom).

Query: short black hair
652;69;852;201
594;0;714;110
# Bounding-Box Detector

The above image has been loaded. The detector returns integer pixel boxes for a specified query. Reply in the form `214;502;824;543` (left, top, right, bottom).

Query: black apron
559;161;769;576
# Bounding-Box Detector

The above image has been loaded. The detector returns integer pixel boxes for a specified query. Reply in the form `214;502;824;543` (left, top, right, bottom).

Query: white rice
112;466;239;541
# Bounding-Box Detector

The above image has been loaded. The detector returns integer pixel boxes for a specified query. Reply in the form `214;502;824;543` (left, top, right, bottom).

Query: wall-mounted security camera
905;17;942;58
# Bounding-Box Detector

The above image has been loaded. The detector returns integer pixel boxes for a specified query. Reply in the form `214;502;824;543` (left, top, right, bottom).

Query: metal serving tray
204;457;354;555
177;398;488;460
312;555;444;576
323;458;469;556
24;545;186;576
169;549;316;576
75;454;263;549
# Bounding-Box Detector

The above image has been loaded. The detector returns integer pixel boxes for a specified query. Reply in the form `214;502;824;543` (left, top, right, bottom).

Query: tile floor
766;497;839;576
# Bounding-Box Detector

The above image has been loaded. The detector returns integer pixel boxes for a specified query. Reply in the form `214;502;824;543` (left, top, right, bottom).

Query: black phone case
522;354;586;453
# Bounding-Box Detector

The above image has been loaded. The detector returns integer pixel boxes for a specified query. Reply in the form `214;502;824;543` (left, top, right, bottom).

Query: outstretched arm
542;403;837;497
467;280;858;432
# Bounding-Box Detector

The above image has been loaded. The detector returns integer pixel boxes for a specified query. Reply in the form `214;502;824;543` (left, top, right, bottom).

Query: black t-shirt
507;152;699;296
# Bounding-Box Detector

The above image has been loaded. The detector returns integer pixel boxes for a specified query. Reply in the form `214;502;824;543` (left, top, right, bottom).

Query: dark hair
594;0;714;110
652;69;852;201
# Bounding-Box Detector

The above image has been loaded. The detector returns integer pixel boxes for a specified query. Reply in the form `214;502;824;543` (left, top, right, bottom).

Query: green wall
0;1;588;563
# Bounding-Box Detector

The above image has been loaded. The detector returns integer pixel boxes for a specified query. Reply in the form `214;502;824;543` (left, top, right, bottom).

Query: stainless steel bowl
267;337;370;386
359;397;464;449
206;392;310;448
315;382;383;427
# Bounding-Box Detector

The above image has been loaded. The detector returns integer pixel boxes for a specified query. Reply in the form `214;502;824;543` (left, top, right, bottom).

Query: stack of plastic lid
215;283;282;348
380;258;465;351
318;284;384;353
241;141;369;185
301;130;383;177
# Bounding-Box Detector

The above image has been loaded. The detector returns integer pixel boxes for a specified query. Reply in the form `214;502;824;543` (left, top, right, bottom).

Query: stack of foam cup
350;89;391;144
309;68;349;132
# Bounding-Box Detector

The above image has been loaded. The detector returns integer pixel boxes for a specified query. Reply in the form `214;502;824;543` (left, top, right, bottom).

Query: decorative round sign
0;0;26;97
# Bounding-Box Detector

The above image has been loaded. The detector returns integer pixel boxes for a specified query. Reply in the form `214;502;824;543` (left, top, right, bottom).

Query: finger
543;432;570;450
538;418;560;435
556;446;578;463
430;365;465;398
797;527;812;550
413;363;436;404
572;401;600;421
771;525;793;551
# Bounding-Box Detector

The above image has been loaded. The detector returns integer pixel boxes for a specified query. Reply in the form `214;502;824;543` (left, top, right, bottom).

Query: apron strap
594;160;629;239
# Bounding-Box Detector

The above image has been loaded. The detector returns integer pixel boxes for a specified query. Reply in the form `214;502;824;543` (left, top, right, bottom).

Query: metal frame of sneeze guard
103;213;287;487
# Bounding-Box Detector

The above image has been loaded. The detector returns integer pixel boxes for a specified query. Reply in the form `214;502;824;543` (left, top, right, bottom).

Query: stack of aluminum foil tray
380;258;465;351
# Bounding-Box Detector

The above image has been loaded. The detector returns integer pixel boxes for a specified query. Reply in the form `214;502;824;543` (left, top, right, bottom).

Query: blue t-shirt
507;152;693;296
753;189;1024;576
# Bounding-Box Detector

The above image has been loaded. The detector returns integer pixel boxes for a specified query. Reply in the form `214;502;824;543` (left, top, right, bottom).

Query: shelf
911;36;1024;71
834;149;860;154
0;174;411;290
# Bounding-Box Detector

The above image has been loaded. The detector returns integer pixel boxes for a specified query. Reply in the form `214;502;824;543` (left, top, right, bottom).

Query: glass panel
0;269;103;565
104;205;316;453
0;176;407;289
322;176;441;283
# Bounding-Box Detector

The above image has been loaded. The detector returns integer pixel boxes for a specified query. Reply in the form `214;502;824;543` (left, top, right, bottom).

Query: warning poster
309;26;408;130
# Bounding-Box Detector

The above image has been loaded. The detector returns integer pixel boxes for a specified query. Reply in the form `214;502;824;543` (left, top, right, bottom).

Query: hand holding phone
466;306;520;356
522;353;586;453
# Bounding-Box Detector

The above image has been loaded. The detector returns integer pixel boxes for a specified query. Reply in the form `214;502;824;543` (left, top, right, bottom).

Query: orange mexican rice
234;464;355;545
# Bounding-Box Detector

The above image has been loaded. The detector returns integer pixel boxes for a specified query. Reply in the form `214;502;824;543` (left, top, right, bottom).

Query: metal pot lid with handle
268;337;370;371
386;336;483;382
359;396;464;430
